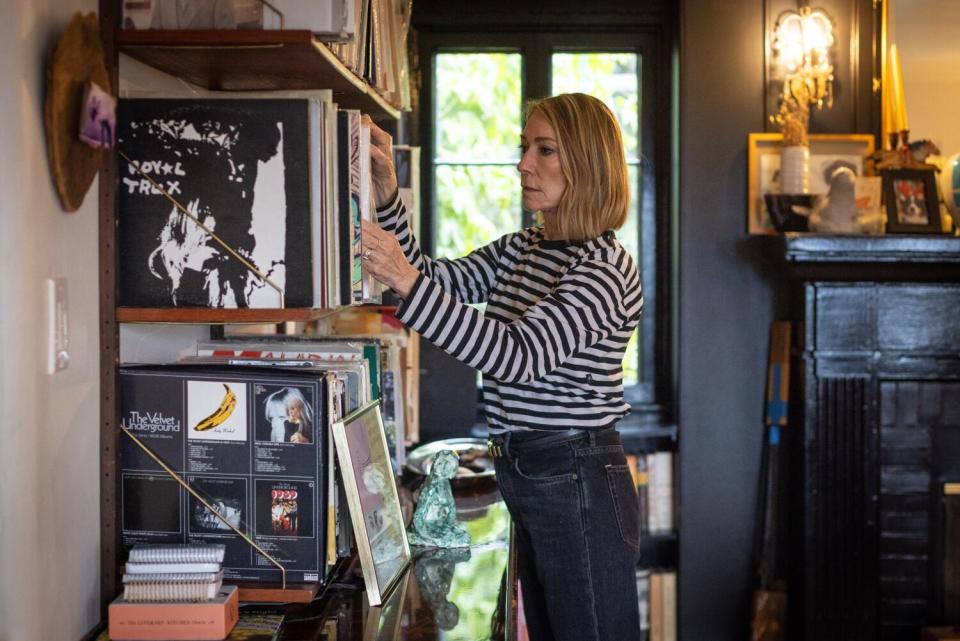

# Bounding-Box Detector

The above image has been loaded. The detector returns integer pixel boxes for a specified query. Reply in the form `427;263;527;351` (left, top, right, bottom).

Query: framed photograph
882;168;942;233
747;133;876;234
332;401;411;606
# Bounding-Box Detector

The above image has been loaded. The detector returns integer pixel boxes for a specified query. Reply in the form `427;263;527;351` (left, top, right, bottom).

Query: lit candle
889;44;909;131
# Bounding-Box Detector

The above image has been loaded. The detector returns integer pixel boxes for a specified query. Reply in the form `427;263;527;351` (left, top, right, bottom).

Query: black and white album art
118;99;313;308
188;476;247;534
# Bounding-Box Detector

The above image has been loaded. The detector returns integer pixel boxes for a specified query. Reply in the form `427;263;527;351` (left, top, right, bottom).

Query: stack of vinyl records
122;544;226;602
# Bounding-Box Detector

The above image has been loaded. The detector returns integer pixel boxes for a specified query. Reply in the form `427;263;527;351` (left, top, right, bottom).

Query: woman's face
286;398;303;423
518;112;566;216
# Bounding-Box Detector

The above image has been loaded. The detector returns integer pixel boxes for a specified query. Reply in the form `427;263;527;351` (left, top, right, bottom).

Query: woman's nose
517;151;531;174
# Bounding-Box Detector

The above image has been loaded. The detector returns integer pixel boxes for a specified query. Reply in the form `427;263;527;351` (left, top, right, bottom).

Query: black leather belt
487;428;588;458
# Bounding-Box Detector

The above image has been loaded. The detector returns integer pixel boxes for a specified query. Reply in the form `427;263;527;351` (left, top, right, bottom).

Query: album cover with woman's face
254;384;315;445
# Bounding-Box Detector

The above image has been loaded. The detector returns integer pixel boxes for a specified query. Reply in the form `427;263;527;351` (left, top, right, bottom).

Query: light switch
46;278;69;374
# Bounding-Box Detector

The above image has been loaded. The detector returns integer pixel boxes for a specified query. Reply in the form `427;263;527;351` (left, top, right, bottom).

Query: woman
360;93;643;641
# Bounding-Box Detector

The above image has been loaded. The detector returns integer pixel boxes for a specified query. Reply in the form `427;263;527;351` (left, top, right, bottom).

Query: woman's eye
539;146;555;156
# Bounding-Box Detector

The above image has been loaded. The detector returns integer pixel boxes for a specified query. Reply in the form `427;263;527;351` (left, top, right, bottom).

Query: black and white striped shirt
378;192;644;434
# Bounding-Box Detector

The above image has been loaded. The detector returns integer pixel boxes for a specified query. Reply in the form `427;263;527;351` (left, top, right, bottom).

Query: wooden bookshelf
117;29;401;120
116;307;341;324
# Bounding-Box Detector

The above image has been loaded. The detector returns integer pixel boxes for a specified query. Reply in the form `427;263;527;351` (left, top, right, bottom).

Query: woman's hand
360;219;420;297
362;114;398;208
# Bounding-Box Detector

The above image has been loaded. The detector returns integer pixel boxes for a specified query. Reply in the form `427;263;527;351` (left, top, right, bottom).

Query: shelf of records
115;90;422;323
636;569;677;641
117;0;412;119
626;451;677;548
116;335;414;602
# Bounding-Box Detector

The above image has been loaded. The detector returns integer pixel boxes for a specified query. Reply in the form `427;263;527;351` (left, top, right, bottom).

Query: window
418;31;673;425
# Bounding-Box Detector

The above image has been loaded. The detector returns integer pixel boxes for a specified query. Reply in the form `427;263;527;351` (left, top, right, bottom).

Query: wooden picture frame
747;133;876;234
332;401;411;606
882;168;942;234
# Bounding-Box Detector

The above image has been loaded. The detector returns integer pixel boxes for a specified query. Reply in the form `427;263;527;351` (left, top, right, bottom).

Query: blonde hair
524;93;630;240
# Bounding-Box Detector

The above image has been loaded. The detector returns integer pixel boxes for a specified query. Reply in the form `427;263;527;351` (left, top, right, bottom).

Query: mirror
886;0;960;155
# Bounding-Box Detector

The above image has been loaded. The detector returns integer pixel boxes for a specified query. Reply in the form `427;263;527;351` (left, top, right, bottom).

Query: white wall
891;0;960;154
0;2;102;640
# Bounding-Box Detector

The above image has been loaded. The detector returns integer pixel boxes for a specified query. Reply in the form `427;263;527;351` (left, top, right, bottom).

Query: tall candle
889;44;909;131
883;53;896;137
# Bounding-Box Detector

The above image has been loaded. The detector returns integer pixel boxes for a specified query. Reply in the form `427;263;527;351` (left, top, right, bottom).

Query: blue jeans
491;428;642;641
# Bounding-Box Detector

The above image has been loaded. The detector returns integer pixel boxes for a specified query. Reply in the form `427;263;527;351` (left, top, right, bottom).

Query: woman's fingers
362;114;393;152
361;219;384;251
362;114;398;206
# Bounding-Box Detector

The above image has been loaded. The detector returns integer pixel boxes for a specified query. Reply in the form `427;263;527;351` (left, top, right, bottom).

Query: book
647;451;674;534
636;568;651;640
393;145;421;245
358;122;382;303
109;585;239;641
636;455;650;536
338;109;363;305
125;562;223;575
122;571;224;602
226;606;286;641
128;543;226;564
118;98;317;309
649;571;676;641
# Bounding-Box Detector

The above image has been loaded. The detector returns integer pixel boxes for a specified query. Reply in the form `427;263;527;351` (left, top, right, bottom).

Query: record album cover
118;99;314;308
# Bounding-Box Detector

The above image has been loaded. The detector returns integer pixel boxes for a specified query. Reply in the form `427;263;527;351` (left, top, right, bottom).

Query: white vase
780;145;810;194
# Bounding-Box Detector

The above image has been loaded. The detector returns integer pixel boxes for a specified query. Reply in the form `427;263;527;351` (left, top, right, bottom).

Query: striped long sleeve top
378;192;644;433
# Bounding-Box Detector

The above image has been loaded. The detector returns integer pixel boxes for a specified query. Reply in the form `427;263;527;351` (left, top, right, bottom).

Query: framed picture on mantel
882;168;942;234
748;133;876;234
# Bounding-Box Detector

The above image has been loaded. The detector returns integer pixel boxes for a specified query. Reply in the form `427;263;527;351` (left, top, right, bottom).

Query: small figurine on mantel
808;166;886;234
407;450;471;548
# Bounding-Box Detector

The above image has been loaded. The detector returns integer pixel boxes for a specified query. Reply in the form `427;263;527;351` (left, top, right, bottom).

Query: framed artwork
747;133;876;234
882;169;941;233
332;401;411;606
362;569;410;641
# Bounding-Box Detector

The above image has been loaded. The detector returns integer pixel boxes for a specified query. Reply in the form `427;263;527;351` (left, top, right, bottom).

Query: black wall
678;1;876;639
678;2;784;637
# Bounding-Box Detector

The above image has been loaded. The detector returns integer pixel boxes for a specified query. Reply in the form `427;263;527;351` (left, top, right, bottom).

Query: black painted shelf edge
782;232;960;264
638;532;678;570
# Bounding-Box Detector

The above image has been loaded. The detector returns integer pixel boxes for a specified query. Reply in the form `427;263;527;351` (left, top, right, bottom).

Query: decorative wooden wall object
45;12;110;212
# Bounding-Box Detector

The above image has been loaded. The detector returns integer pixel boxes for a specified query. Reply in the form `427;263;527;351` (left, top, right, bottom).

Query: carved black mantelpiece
782;234;960;641
781;233;960;281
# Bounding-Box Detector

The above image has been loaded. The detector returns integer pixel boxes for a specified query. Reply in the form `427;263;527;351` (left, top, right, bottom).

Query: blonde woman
361;93;643;641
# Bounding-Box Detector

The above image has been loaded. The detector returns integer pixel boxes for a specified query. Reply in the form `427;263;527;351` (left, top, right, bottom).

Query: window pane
435;53;522;162
551;53;639;160
619;163;641;259
435;165;521;260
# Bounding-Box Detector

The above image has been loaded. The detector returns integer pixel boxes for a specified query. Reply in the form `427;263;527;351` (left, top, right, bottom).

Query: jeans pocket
606;464;641;554
513;450;577;484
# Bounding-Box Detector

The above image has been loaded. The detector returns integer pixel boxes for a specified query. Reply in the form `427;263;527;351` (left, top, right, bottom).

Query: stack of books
122;543;226;602
109;544;239;641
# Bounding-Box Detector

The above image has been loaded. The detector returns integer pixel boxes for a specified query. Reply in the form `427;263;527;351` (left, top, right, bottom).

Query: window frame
416;29;675;428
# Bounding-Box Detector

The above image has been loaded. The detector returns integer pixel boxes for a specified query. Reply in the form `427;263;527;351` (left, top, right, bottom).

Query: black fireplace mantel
781;232;960;641
779;233;960;281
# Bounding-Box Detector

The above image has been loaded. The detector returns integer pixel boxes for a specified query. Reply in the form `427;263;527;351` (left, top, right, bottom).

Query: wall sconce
772;5;836;110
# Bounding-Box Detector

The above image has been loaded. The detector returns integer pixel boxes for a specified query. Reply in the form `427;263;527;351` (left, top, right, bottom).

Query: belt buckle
487;440;503;458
